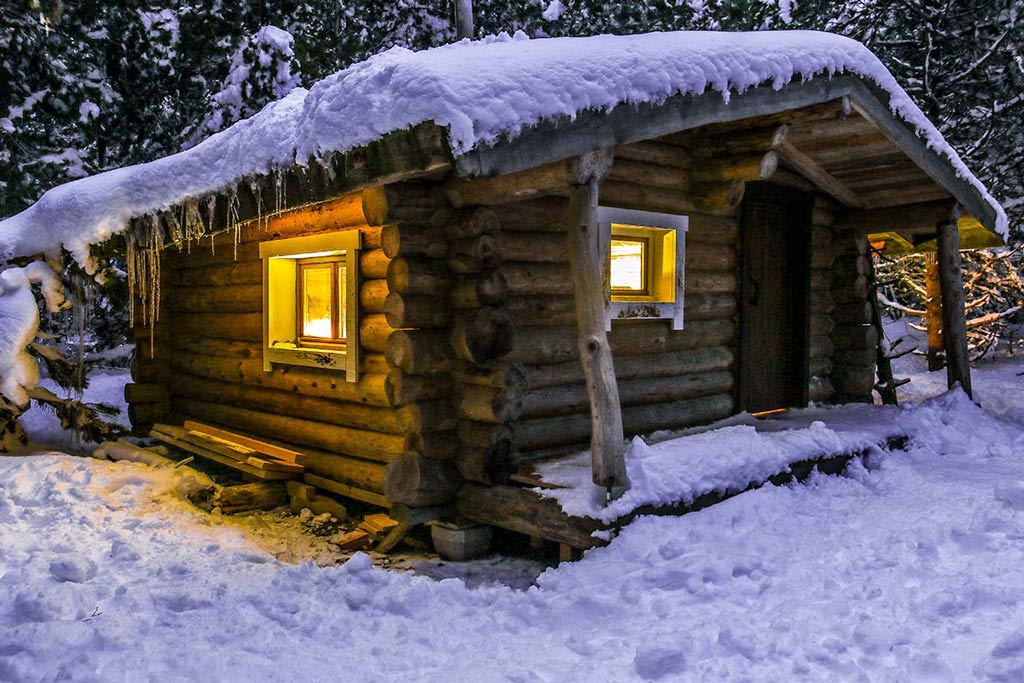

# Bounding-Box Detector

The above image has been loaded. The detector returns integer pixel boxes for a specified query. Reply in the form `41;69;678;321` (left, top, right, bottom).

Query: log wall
126;184;461;506
829;222;877;402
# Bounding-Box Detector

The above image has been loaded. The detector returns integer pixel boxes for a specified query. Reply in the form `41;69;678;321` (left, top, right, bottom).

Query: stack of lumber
150;420;305;481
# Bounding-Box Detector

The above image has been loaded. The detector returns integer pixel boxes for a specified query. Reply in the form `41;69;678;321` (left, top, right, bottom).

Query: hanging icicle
274;168;287;215
226;187;241;260
182;199;205;251
205;196;217;256
250;179;267;231
125;215;163;358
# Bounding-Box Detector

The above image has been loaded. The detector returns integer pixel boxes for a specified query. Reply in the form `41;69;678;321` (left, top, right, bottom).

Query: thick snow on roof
0;30;1008;267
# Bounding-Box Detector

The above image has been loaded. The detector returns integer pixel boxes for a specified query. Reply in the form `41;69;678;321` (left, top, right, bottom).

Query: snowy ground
4;353;1024;680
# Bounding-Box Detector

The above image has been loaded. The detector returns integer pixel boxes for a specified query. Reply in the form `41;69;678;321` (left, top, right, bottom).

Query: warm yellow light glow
302;266;333;337
610;238;646;291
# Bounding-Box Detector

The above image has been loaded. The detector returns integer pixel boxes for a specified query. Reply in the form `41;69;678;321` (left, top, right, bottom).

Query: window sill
266;344;348;371
609;301;679;325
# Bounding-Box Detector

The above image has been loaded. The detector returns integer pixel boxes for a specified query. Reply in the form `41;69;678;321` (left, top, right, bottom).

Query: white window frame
259;231;361;381
597;207;687;331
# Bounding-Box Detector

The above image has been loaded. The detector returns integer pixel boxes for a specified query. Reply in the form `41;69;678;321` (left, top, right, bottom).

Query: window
259;231;361;380
597;207;687;330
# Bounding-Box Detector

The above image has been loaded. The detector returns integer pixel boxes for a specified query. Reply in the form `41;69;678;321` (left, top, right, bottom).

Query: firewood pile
876;247;1024;360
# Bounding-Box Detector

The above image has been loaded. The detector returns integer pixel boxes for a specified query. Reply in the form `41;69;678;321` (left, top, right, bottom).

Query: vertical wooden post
936;208;972;398
924;252;944;371
567;150;628;495
454;0;474;39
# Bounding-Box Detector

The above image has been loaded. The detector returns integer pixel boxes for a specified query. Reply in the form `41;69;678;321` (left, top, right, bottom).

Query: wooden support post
567;150;628;495
936;208;972;398
924;253;944;371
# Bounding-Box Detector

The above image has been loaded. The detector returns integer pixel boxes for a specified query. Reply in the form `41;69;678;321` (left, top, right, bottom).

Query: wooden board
150;424;299;481
183;420;305;464
304;473;390;508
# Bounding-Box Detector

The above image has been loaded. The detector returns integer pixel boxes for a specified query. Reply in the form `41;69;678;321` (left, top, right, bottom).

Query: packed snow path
4;380;1024;679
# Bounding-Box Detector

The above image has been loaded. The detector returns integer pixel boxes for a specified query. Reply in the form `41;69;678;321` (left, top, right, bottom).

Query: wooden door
738;183;813;413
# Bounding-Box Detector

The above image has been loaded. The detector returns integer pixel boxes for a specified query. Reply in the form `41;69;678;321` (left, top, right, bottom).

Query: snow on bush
0;30;1007;271
0;262;66;406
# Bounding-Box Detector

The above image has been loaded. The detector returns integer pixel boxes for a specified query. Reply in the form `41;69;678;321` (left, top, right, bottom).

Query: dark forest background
3;0;1022;235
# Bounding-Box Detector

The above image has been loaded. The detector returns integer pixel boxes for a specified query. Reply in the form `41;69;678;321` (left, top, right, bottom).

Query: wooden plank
304;473;390;508
150;425;298;481
245;457;304;473
775;140;865;208
183;420;304;464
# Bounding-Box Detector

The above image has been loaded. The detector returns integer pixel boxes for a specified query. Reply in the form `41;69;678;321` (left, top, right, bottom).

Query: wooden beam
567;150;627;494
925;252;944;371
936;208;972;398
835;200;978;234
774;139;866;208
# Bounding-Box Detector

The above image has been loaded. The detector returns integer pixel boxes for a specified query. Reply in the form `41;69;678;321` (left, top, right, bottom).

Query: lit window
598;208;688;330
610;237;648;294
259;231;360;380
298;258;346;345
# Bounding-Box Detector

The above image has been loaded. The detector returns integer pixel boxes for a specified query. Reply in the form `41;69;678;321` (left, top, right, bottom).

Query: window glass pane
610;238;646;291
302;266;333;338
337;264;347;341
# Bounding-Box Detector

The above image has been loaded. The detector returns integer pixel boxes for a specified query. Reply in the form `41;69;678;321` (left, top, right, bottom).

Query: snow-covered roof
0;30;1008;268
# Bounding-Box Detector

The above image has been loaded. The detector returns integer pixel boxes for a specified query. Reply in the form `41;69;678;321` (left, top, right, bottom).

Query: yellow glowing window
259;230;360;379
298;258;346;345
610;237;648;294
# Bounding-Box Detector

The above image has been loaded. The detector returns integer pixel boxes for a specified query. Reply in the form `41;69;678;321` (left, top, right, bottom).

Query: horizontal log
686;243;737;271
809;354;834;378
381;223;448;259
686;270;738;295
501;263;574;296
521;370;733;418
613;140;689;167
809;334;836;359
359;314;393;353
686;213;741;246
170;352;391;406
386;257;454;295
384;292;451;328
685;293;737;321
458;384;524;423
384;369;453;406
127;401;169;429
694;150;778;183
503;295;576;326
448;234;502;274
445;161;568;207
299;451;386;494
124;382;170;405
831;302;873;325
440;207;501;240
213;482;288;515
172;261;263;287
808;376;835;404
174;312;262;342
512;393;735;451
450;271;509;309
810;313;835;336
455;483;604;549
360;278;389;313
457;420;513;449
406;430;459;461
487;197;569;232
383;453;461;507
359;248;390;279
522;345;734;390
508;319;736;365
496;231;567;263
166;240;259;270
454;442;518;485
450;307;514;364
453;362;527;390
385;329;454;375
173;398;409;463
168;371;431;435
607;157;688;191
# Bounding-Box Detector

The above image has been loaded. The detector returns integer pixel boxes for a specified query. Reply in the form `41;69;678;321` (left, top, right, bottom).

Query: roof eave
453;74;1000;238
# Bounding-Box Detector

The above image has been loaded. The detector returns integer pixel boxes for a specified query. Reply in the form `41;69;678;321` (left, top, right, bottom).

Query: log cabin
1;31;1007;548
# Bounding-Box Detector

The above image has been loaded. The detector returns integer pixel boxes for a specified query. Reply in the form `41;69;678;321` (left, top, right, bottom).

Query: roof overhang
453;74;1001;241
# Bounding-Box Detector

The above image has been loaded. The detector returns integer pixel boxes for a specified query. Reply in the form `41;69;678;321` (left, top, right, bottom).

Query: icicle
250;179;266;231
274;168;287;215
126;215;163;358
323;154;337;183
226;187;240;261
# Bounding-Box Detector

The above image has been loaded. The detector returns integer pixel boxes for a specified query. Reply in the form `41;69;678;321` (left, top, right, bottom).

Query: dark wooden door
738;183;813;413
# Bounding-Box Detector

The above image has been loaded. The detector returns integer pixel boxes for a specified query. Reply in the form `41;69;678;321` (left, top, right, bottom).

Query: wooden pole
567;150;628;496
454;0;474;39
924;252;944;371
936;208;972;398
